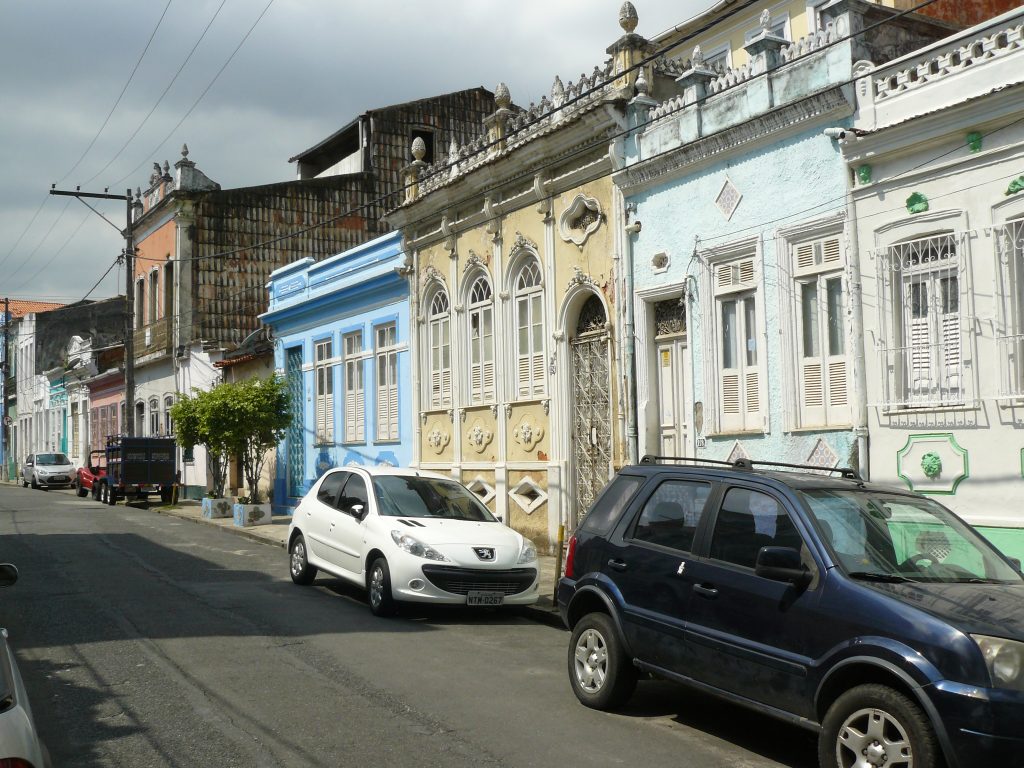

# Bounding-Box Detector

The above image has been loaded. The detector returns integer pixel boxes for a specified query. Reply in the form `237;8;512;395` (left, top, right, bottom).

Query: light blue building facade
617;9;866;474
261;232;412;515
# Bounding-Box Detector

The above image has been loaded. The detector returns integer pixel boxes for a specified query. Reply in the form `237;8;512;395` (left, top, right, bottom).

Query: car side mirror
0;563;19;588
756;546;810;586
495;514;504;523
349;503;365;519
1009;556;1022;572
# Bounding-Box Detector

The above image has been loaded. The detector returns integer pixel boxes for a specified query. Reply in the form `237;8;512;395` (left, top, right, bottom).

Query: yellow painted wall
506;469;548;545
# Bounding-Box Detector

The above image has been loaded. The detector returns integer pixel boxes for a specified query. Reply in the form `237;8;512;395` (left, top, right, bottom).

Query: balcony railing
996;334;1024;401
879;342;965;410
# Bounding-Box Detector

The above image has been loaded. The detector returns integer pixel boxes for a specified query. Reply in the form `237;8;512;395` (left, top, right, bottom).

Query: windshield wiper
848;571;916;583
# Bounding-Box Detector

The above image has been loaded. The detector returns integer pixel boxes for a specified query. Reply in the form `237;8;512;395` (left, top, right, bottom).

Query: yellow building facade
387;6;659;551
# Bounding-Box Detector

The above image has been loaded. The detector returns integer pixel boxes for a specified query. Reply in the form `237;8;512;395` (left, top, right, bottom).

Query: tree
227;375;290;505
169;386;234;498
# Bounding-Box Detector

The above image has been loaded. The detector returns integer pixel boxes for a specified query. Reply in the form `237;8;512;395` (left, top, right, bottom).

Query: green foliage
169;375;290;501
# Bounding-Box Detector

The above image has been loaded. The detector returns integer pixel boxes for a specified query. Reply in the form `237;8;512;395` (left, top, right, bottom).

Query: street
0;484;816;768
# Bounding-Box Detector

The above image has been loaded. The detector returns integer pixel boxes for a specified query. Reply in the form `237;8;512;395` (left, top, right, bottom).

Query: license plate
466;591;504;606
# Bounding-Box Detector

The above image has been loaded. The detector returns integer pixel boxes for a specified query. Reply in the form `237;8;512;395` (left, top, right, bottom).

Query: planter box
233;503;271;527
202;497;233;519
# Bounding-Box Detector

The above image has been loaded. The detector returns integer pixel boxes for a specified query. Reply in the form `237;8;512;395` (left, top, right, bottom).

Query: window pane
532;295;543;349
910;282;928;319
940;276;959;314
827;277;845;355
709;488;802;568
632;480;712;552
801;282;819;358
721;300;736;369
744;297;757;366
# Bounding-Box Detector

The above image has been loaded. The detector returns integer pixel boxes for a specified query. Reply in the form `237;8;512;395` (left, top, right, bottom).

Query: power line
83;0;230;188
109;0;277;189
7;212;92;294
57;0;175;185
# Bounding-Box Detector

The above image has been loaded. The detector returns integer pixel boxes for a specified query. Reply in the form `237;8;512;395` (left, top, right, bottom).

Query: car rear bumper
927;681;1024;768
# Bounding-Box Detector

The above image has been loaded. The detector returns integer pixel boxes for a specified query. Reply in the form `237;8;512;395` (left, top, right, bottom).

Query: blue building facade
261;232;412;515
617;10;864;474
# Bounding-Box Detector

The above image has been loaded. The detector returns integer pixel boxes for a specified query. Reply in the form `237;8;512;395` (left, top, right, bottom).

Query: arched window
149;398;160;436
467;275;494;404
428;289;451;409
164;396;175;436
513;258;545;398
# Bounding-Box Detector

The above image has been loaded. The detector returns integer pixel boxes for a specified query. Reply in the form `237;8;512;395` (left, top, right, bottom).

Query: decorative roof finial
619;2;638;34
181;143;189;159
692;45;705;68
551;76;565;105
162;160;170;174
448;138;459;164
759;8;771;32
411;136;426;162
635;68;649;96
494;82;511;109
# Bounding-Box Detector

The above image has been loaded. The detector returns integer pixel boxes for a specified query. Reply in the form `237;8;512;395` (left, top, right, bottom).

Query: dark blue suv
557;457;1024;768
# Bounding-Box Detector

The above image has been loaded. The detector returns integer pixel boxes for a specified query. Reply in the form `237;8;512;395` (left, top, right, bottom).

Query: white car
288;467;539;616
21;453;75;490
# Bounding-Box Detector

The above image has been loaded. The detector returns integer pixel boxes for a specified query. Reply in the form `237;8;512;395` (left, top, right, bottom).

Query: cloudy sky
0;0;709;305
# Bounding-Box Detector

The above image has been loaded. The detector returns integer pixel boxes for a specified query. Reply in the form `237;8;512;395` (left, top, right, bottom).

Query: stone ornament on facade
512;417;545;451
619;2;638;34
467;475;497;506
559;194;603;248
510;231;540;256
565;265;597;294
426;423;451;455
1007;175;1024;196
856;164;872;185
463;249;490;275
508;475;548;515
715;177;742;220
466;420;494;453
906;192;929;214
896;433;969;495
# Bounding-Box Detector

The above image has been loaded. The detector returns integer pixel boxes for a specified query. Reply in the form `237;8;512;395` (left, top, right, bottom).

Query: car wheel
819;684;938;768
76;480;88;498
31;475;38;489
107;485;117;505
289;534;317;585
367;557;397;617
22;476;27;488
568;612;637;711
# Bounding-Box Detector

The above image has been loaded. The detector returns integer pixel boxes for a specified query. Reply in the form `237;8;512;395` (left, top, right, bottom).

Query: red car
76;450;107;499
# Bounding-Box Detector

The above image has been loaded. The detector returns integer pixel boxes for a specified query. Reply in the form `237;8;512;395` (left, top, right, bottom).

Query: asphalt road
0;484;818;768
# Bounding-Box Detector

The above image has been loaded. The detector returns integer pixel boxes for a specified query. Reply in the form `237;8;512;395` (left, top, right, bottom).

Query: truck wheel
160;488;172;505
107;486;117;506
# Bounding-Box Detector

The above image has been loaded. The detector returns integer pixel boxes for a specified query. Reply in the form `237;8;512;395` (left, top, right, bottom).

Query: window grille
877;232;965;409
995;218;1024;400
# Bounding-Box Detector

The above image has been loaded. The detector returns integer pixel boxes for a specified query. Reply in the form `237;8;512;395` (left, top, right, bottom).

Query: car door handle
607;558;628;572
693;584;718;598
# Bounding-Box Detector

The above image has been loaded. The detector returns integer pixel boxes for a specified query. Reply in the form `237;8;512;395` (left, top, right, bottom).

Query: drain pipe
623;210;641;466
836;134;870;479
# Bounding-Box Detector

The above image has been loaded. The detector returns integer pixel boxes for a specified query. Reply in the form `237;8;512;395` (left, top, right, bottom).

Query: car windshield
372;476;497;522
801;489;1022;584
36;453;70;466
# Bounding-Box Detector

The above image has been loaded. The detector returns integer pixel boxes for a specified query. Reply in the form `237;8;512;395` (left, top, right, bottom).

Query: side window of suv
579;475;644;535
630;480;711;552
709;487;803;568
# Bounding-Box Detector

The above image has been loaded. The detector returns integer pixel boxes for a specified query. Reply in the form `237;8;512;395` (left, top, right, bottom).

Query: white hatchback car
288;467;539;616
21;453;75;490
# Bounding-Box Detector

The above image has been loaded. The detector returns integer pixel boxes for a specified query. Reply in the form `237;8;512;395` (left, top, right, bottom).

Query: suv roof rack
638;454;862;481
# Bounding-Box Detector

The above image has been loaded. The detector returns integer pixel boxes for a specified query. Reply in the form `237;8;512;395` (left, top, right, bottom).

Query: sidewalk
146;500;565;627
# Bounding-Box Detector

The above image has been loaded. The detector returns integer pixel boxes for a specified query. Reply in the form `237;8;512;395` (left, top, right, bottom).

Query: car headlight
972;635;1024;691
37;469;49;476
517;539;537;564
390;530;449;562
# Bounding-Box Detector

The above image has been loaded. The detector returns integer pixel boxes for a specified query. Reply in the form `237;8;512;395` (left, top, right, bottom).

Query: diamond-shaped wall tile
806;439;839;469
726;441;749;463
715;177;742;220
467;475;496;506
509;475;547;515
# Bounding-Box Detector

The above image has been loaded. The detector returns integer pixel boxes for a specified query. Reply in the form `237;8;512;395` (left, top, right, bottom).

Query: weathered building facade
387;7;674;549
130;90;495;498
841;7;1024;559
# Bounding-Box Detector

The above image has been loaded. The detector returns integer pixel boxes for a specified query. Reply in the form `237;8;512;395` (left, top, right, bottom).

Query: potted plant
224;375;290;528
171;388;233;519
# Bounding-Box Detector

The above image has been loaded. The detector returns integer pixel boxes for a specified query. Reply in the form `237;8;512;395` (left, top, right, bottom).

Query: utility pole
49;187;136;436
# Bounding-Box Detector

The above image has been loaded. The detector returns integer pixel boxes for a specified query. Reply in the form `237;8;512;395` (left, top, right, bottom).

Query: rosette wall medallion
512;417;545;452
426;423;451;455
896;433;969;495
466;420;494;454
558;194;603;248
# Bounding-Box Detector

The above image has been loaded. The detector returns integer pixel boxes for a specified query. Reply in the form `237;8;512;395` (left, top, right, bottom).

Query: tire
31;475;38;489
819;683;938;768
76;481;88;498
160;488;172;505
107;485;117;505
289;534;317;585
567;612;637;711
99;483;107;504
367;557;397;617
22;477;27;488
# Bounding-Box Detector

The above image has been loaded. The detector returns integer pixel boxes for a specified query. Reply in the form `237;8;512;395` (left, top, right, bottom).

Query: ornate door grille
571;295;612;522
286;346;305;497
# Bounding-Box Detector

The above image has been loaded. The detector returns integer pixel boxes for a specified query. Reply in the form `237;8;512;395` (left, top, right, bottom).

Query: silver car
0;564;48;767
21;454;74;491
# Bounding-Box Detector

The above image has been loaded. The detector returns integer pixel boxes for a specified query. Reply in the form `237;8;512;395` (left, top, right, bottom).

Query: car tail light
0;758;37;767
563;534;578;579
